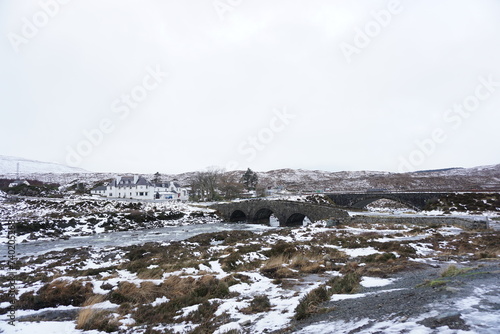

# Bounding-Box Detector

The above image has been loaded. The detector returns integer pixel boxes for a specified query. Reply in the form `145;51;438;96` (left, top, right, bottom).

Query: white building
9;179;30;188
91;176;188;201
91;185;107;196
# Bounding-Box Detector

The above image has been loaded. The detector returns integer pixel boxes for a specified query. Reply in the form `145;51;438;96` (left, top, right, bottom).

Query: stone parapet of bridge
326;192;450;210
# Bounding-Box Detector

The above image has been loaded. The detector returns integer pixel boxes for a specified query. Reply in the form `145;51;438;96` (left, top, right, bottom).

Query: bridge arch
252;208;276;224
285;213;312;227
229;210;247;222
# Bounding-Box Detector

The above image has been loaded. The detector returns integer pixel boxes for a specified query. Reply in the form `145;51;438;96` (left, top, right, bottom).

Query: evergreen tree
241;168;258;190
153;172;161;184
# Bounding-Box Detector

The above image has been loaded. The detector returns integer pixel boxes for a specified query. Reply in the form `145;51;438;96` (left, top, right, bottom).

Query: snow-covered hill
0;155;88;175
0;154;499;192
255;165;500;192
110;164;500;192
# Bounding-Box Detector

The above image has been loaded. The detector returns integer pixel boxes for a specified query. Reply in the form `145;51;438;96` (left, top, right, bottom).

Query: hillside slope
0;155;499;192
0;155;88;175
255;165;500;192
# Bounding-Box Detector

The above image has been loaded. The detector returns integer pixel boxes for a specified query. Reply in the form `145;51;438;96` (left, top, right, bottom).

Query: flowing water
16;222;275;256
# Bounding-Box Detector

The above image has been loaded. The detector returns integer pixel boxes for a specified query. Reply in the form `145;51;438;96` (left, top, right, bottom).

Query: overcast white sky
1;0;500;174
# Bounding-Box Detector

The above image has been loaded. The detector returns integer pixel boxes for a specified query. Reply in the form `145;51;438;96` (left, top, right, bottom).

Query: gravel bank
289;260;500;333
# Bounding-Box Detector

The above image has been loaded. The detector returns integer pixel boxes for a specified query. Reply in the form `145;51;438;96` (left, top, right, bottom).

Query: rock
101;282;114;290
418;312;470;330
17;309;79;322
240;319;252;326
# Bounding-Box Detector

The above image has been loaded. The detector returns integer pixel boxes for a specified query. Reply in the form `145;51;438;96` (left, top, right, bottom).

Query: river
16;223;275;256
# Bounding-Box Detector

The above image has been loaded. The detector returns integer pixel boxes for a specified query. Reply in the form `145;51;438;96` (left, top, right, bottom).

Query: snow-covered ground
0;196;220;244
1;192;499;333
297;283;500;334
1;210;499;334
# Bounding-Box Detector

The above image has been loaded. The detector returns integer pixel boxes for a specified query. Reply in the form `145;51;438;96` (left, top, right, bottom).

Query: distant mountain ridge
0;155;88;175
253;165;500;192
0;155;499;192
413;167;462;173
146;165;500;192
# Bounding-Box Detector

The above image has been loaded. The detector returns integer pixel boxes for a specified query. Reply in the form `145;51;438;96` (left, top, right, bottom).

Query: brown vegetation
241;295;272;314
76;295;120;333
132;275;231;325
17;279;94;310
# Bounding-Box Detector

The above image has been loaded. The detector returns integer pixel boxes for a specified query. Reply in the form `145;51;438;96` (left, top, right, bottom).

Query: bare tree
256;183;269;198
205;167;222;201
190;171;207;201
190;167;224;201
219;171;245;200
190;167;247;201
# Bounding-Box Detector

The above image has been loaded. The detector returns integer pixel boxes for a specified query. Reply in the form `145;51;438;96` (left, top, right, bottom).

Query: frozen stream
16;223;274;256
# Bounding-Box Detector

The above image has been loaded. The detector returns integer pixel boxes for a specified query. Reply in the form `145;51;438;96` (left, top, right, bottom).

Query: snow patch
342;247;380;257
360;277;396;288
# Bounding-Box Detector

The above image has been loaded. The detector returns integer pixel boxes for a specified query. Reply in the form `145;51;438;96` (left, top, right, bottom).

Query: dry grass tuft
83;294;106;307
17;279;94;310
77;294;119;333
241;295;272;314
289;254;326;274
327;272;361;294
132;275;231;325
109;281;162;304
260;255;297;279
137;267;164;279
76;308;119;333
162;275;196;298
294;286;331;320
289;254;308;269
440;265;473;278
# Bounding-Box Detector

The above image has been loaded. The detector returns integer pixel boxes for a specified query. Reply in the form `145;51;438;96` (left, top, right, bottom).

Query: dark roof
112;175;154;187
110;176;180;188
155;181;183;188
118;176;135;185
136;176;153;186
92;186;107;191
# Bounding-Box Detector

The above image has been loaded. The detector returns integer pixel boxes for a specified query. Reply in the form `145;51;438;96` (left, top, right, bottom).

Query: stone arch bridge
210;200;350;227
326;192;449;210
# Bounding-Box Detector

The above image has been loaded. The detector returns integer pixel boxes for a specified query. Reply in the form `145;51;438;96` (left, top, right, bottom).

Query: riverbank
1;217;499;333
0;196;220;243
293;260;500;333
2;195;497;246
